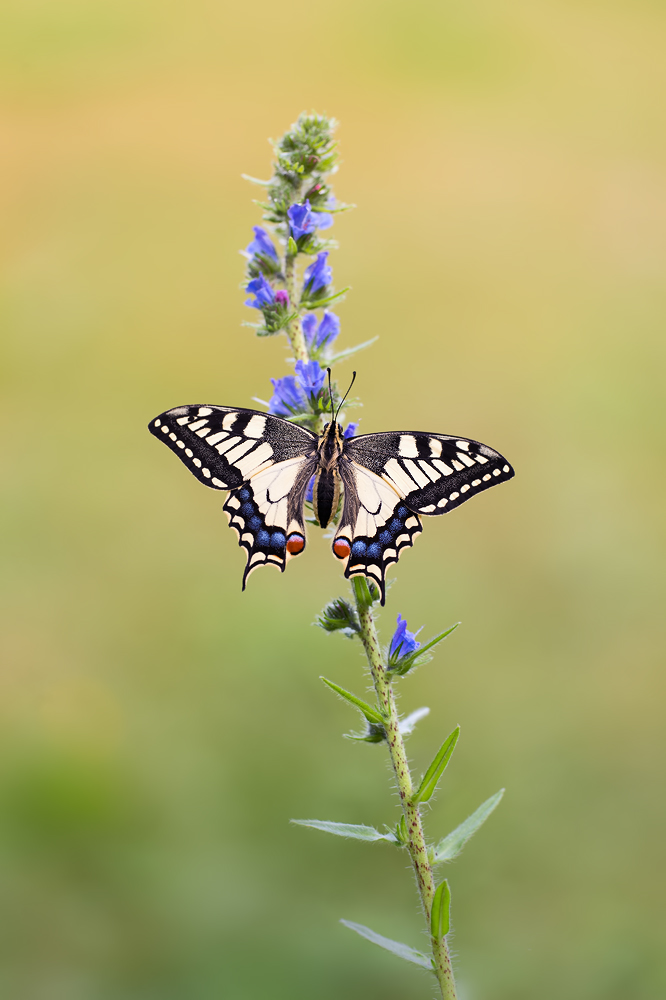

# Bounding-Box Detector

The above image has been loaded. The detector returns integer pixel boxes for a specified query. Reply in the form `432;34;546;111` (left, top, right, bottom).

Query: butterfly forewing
346;431;514;515
149;405;318;581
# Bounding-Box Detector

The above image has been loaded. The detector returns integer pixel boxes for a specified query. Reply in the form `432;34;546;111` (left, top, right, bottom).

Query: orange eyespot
333;537;351;560
286;533;305;555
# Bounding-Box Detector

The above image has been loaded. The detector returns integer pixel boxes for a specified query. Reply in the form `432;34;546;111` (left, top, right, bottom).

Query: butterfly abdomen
313;468;340;529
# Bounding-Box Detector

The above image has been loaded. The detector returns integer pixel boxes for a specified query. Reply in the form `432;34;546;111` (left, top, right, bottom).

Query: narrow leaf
340;920;433;971
430;879;451;939
399;707;430;735
291;819;397;843
432;789;505;863
328;336;379;365
241;173;270;186
412;726;460;805
320;677;383;726
301;286;350;310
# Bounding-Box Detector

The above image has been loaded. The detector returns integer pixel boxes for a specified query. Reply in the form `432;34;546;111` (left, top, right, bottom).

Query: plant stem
284;251;309;363
352;578;458;1000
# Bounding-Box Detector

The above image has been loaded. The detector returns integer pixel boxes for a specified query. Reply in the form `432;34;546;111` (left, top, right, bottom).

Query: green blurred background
2;1;665;998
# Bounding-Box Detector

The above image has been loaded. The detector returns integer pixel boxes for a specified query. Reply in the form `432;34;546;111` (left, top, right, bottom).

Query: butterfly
149;392;514;604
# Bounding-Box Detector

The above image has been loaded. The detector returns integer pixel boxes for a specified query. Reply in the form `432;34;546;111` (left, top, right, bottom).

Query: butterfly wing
149;405;318;584
335;431;514;603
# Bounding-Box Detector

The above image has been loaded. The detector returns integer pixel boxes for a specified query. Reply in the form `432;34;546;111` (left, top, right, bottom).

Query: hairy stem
352;578;457;1000
284;249;309;362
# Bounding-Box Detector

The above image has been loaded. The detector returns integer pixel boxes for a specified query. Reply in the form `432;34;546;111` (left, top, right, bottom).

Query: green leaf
430;879;451;939
399;707;430;735
340;920;433;971
301;286;350;310
320;677;383;726
351;575;379;609
287;236;298;256
327;337;379;365
241;173;271;186
432;789;505;863
291;819;397;843
412;726;460;805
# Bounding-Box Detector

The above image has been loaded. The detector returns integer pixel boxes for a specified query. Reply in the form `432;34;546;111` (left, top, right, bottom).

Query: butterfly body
149;403;514;604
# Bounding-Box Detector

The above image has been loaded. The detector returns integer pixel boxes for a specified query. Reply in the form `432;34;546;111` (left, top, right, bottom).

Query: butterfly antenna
327;368;334;422
335;371;357;424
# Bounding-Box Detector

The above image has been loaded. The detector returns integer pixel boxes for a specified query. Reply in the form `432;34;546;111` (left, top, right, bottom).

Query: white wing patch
351;462;403;537
249;457;307;528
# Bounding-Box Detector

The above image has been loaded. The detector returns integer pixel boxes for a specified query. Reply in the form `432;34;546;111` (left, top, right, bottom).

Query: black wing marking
333;461;422;605
345;431;514;516
148;405;317;492
224;454;317;586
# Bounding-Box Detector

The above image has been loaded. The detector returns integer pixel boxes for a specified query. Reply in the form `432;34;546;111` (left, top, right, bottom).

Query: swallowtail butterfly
149;397;514;604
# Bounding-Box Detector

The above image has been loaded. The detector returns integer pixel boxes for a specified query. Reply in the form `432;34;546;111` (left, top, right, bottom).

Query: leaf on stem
430;879;451;939
320;677;383;726
412;726;460;805
352;575;380;609
290;819;397;843
398;706;430;735
340;920;433;971
431;789;505;863
327;337;379;365
241;173;271;186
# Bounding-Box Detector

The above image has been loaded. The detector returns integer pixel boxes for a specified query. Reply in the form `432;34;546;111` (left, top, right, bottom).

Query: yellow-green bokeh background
2;2;665;998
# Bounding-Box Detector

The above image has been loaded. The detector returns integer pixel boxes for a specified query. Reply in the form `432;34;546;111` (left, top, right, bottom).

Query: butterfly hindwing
333;462;423;604
345;431;515;516
224;455;317;585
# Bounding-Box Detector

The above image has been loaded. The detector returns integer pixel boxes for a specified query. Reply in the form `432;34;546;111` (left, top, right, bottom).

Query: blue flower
302;313;318;347
344;422;358;439
311;210;333;230
295;359;326;397
302;311;340;351
311;194;336;231
245;274;275;309
288;201;317;240
268;375;306;416
245;226;278;261
303;252;332;296
305;474;315;503
389;614;422;661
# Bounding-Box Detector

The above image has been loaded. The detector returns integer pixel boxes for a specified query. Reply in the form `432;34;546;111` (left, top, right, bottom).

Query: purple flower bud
343;422;358;439
303;252;332;296
305;474;315;504
245;275;275;309
274;289;290;307
245;226;278;261
389;614;422;661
